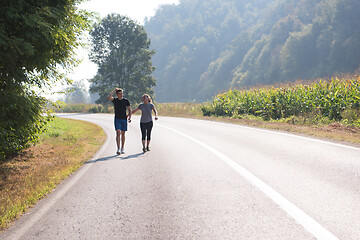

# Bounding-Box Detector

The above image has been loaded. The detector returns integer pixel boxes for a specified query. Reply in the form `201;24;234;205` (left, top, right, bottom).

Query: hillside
145;0;360;102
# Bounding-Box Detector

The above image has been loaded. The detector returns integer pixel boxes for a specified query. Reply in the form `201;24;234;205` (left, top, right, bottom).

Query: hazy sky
50;0;179;100
80;0;179;23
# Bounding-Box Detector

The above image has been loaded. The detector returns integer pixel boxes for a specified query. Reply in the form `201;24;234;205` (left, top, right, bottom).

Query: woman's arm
132;107;140;115
152;106;158;120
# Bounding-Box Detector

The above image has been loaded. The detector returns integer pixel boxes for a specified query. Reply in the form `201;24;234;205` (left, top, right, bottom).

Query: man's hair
116;88;123;94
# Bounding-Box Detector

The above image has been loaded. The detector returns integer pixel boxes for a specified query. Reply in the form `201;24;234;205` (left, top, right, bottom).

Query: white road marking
159;124;339;240
168;116;360;151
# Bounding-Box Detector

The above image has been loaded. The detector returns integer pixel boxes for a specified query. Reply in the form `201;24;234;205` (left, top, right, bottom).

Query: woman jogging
132;94;158;152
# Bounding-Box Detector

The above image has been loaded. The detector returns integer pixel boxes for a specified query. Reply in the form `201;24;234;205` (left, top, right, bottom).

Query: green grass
155;102;203;117
50;102;112;114
0;117;105;231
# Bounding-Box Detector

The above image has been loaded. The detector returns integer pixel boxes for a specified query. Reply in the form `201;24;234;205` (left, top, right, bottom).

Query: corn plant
202;76;360;122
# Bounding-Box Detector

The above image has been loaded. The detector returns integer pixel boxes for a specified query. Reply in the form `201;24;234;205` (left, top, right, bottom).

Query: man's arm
127;105;132;123
107;88;117;101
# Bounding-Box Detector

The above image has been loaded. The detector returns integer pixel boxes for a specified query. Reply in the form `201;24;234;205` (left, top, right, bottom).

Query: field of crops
201;76;360;125
50;103;112;114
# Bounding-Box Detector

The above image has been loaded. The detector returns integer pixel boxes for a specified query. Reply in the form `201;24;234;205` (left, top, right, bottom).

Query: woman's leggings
140;121;153;141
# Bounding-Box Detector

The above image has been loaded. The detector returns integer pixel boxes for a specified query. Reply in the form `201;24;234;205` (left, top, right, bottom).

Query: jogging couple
108;88;158;155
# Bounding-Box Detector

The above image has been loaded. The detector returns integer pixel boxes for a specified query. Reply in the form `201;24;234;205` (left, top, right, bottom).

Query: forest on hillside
145;0;360;102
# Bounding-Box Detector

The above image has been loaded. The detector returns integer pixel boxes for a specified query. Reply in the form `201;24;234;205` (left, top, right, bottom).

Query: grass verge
155;102;203;118
156;103;360;147
0;117;105;231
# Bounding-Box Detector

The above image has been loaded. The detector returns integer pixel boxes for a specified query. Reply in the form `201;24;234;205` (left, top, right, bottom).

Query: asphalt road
2;114;360;240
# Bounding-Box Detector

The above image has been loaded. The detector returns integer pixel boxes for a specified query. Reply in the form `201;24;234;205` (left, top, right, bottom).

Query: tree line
145;0;360;102
1;1;156;160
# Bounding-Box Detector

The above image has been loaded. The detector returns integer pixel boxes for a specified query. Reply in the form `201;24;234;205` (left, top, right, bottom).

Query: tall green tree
89;14;156;104
0;0;92;160
0;0;92;87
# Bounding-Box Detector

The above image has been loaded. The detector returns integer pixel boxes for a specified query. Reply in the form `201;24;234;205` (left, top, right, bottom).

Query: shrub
51;103;112;114
0;86;51;161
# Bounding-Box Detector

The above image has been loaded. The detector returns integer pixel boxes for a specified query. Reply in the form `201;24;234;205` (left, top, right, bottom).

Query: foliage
201;76;360;126
63;80;89;104
0;0;93;87
145;0;360;102
146;0;273;102
51;102;204;117
155;103;203;117
89;14;156;105
0;85;51;160
0;0;92;160
0;117;105;230
52;103;112;113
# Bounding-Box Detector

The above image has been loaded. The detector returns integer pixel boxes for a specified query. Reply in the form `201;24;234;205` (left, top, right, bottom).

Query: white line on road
211;120;360;151
159;124;339;240
169;116;360;151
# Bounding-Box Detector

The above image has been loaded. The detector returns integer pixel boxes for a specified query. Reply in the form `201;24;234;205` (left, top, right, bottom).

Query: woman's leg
146;121;153;149
140;123;146;151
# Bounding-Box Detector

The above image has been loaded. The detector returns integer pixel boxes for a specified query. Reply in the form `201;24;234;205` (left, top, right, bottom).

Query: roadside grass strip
0;117;105;231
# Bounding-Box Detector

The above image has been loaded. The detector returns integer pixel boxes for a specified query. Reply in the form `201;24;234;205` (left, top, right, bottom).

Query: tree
0;0;92;160
63;80;89;104
0;0;92;87
89;14;156;104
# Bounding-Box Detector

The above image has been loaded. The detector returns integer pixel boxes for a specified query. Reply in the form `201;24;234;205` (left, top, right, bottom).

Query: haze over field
66;0;360;104
145;0;360;102
53;0;179;101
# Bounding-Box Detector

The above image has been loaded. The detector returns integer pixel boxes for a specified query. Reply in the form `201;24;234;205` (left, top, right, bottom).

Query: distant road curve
1;113;359;240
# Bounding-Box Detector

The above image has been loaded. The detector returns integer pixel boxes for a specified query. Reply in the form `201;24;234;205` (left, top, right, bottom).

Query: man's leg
120;119;128;153
116;129;121;154
116;130;121;148
121;131;126;150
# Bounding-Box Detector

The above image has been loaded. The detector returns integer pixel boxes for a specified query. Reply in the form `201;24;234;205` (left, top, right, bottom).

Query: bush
0;86;51;161
51;103;112;114
89;105;109;113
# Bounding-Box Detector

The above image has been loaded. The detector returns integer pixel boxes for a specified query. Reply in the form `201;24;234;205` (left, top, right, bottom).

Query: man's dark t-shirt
112;98;130;119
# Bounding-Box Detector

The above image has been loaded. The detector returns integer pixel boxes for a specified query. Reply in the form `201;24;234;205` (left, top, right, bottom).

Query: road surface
1;114;360;239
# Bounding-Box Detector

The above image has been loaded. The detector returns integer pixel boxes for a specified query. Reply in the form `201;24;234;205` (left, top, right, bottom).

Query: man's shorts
114;118;127;131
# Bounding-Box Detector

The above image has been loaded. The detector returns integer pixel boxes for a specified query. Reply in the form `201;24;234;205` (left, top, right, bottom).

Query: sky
80;0;179;24
50;0;179;100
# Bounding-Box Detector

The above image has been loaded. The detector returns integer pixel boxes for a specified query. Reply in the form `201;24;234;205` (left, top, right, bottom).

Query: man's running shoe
121;148;125;154
146;146;150;151
142;147;146;153
116;149;121;155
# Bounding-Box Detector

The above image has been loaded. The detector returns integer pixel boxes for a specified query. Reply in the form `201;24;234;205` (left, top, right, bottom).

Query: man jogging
108;88;132;155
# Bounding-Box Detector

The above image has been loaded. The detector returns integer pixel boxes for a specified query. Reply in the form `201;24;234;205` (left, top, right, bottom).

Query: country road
2;113;360;240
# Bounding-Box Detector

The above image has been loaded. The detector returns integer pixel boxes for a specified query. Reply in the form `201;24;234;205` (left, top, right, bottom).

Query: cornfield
201;77;360;122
